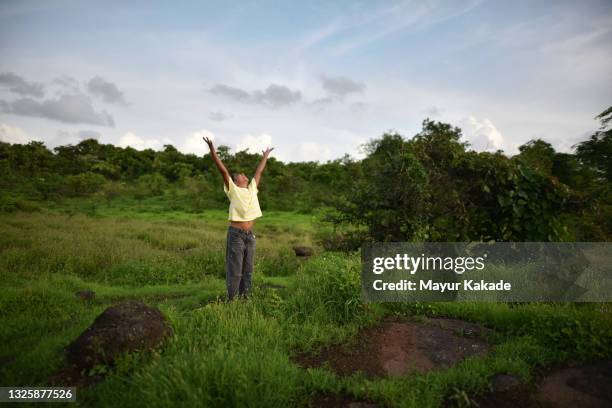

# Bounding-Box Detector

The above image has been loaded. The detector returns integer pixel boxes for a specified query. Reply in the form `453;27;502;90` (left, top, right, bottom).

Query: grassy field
1;206;611;407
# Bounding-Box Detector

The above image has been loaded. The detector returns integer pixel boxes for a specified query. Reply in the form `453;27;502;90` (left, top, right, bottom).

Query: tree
333;132;430;242
331;120;571;243
517;139;555;175
575;106;612;183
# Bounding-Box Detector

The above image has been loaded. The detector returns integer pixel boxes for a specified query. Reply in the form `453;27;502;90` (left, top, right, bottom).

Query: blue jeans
225;226;256;301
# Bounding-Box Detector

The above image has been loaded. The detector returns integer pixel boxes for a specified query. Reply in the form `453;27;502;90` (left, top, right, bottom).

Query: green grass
1;208;611;407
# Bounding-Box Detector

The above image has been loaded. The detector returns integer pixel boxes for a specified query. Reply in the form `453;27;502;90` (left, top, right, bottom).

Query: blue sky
1;0;611;162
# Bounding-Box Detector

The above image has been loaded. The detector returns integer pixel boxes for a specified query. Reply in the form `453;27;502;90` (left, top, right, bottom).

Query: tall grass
0;210;314;284
1;209;611;407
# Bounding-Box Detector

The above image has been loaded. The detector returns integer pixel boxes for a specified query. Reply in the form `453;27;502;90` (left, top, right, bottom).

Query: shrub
134;173;168;198
283;252;365;324
256;251;301;276
63;172;107;197
0;194;41;213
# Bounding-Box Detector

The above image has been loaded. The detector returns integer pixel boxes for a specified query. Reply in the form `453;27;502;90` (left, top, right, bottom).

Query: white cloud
87;76;127;105
293;141;332;162
320;75;365;97
0;123;36;144
326;1;483;56
460;116;504;151
235;133;273;154
182;129;216;155
209;83;301;107
77;130;101;140
52;129;101;146
0;72;45;97
0;94;115;126
423;106;443;117
118;132;163;150
0;2;606;163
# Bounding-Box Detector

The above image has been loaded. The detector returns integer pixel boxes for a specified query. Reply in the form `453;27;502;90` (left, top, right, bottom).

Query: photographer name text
372;279;511;292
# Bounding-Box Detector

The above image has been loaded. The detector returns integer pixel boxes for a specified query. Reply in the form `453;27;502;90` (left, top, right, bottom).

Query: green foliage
0;137;354;214
530;311;612;360
389;301;612;362
104;259;195;285
98;181;129;201
256;250;302;277
517;139;555;175
2;212;611;407
91;161;121;180
566;106;612;239
283;252;366;325
0;193;40;213
329;119;578;243
153;145;195;182
2;109;609;407
315;218;368;252
183;174;216;212
135;173;168;198
0;110;610;241
63;172;107;197
576;106;612;182
335;132;430;241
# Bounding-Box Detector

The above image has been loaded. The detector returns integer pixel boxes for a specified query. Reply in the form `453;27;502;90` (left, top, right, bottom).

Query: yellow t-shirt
223;177;263;221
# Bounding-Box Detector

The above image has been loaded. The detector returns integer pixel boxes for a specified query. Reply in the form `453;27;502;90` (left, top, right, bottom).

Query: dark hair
232;172;241;182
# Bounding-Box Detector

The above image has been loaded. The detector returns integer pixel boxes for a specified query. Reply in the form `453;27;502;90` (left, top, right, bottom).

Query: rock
423;317;494;340
490;373;522;392
65;301;173;370
293;246;314;257
75;290;95;301
475;361;612;408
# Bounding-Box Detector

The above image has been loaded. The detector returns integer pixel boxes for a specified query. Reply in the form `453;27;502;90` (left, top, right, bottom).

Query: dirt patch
536;360;612;408
293;316;492;378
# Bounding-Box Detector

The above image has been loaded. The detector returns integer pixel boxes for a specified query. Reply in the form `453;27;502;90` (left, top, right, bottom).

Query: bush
134;173;167;198
184;250;226;279
183;175;215;212
529;308;612;360
63;172;107;197
32;174;65;200
283;252;365;324
99;181;129;201
0;194;41;213
256;251;301;276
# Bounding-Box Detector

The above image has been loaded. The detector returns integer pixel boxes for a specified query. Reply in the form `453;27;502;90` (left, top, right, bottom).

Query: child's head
232;172;249;187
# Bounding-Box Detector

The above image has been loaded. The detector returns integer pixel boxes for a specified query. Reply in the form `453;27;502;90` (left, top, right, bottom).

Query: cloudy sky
1;0;611;162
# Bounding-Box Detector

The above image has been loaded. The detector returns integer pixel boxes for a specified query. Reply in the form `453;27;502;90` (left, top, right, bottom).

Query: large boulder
65;301;173;370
